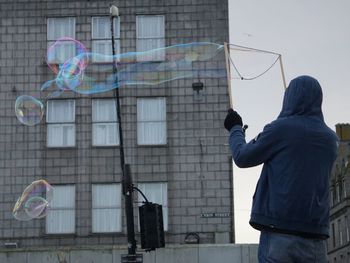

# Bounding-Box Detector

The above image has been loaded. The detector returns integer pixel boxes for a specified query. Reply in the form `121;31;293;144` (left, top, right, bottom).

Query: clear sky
228;0;350;243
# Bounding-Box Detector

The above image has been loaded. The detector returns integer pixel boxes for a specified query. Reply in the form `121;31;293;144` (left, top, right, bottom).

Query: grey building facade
0;0;232;249
328;124;350;262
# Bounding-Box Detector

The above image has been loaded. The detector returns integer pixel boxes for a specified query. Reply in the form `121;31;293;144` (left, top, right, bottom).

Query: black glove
224;108;243;131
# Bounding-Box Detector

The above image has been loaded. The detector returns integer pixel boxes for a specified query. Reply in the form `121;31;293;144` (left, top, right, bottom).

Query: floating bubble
24;196;49;219
116;42;226;86
46;37;87;74
46;42;226;95
15;95;44;126
13;180;53;221
40;79;64;99
16;41;227;125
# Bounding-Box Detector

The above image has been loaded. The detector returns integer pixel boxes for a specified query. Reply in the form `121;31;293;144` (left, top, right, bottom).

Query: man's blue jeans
258;231;327;263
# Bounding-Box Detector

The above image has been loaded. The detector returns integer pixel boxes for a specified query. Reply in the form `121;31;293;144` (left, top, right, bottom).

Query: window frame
332;222;336;248
137;97;167;146
47;17;76;64
92;99;120;147
46;99;76;148
45;185;76;234
91;16;120;63
136;15;165;62
338;219;343;246
92;184;122;233
337;181;342;203
346;216;350;243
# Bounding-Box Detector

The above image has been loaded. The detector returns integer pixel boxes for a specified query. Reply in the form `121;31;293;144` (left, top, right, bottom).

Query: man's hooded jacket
228;75;338;238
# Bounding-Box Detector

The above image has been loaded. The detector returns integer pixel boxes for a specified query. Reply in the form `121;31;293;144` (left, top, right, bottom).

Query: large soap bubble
13;180;54;221
15;95;44;126
16;40;228;125
42;42;226;95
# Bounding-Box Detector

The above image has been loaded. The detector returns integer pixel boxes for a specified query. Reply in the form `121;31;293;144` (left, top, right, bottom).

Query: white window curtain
47;17;76;63
46;185;75;234
138;182;168;231
92;184;122;233
47;100;75;147
136;15;165;61
92;99;119;146
137;98;166;145
92;17;120;62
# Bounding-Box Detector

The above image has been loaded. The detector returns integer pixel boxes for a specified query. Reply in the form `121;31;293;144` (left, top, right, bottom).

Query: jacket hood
278;75;324;120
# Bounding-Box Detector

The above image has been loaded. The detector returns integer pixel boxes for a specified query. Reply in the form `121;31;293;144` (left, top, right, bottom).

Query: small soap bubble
15;95;44;126
13;180;53;221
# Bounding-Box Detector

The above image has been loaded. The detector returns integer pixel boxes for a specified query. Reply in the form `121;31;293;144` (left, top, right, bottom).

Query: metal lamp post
109;4;138;257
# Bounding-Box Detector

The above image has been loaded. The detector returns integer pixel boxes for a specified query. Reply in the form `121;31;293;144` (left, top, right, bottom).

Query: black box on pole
139;202;165;250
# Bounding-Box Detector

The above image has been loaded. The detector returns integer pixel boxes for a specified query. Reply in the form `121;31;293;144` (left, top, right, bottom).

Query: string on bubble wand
224;42;287;109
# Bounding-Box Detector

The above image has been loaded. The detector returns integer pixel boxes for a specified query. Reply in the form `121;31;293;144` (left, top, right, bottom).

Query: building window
330;186;335;207
92;184;122;233
333;181;339;205
345;216;349;242
137;182;168;231
46;185;75;234
92;99;119;146
91;16;120;62
337;182;342;203
136;15;165;61
47;17;76;64
338;219;343;246
327;238;331;252
343;178;347;198
47;100;75;147
332;223;336;248
137;97;166;145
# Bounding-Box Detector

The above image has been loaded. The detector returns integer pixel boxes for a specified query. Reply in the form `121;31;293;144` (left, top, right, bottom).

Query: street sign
200;212;231;218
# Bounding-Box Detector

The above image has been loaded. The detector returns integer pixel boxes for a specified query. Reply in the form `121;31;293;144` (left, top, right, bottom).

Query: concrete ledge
0;244;258;263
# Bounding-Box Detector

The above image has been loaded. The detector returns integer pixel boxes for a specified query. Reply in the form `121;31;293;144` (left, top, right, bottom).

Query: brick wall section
0;0;231;247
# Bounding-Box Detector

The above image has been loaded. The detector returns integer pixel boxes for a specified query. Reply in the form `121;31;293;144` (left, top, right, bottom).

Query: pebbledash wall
0;0;233;249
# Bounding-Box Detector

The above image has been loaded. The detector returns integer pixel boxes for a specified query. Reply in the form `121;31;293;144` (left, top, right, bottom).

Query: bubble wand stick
224;42;249;131
224;42;233;108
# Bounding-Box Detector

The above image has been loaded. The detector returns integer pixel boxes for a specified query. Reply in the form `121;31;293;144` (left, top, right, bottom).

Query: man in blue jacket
224;75;338;262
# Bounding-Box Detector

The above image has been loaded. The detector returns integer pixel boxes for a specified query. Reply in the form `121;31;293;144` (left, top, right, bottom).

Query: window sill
42;233;76;237
91;145;120;148
137;144;168;148
88;232;124;236
46;146;76;149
